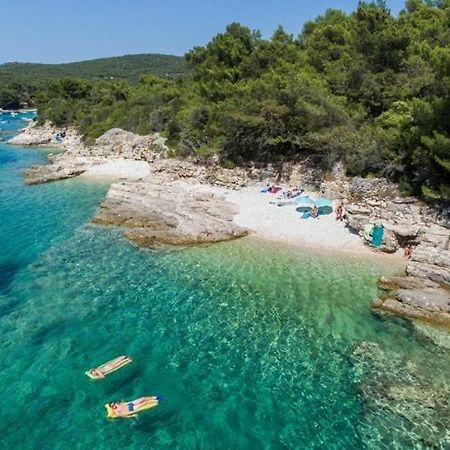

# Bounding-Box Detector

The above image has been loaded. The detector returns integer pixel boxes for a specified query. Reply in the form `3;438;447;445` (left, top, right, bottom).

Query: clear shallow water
0;113;448;449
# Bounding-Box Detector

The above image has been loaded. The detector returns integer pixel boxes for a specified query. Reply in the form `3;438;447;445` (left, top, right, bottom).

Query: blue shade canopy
314;198;332;208
294;196;313;206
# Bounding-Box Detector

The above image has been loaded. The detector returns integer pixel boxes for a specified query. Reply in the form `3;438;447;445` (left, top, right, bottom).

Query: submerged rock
413;322;450;350
92;181;248;247
351;341;450;449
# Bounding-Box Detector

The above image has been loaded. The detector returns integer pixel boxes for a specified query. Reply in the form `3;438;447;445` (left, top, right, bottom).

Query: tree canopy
34;1;450;200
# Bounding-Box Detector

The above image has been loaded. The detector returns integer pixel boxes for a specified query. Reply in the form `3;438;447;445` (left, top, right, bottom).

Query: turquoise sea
1;112;449;449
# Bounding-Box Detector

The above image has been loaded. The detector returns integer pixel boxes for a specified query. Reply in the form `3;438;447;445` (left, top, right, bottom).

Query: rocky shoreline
343;178;450;331
9;122;450;334
92;181;248;247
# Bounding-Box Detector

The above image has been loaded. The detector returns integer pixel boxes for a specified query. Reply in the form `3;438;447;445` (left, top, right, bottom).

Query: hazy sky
2;0;406;64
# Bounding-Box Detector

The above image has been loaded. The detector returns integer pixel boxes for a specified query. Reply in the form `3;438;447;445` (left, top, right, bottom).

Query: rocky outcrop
20;127;255;188
345;178;432;253
374;241;450;329
378;275;439;291
24;165;86;185
406;227;450;284
92;181;248;247
373;290;450;328
370;220;450;331
22;128;168;185
85;128;168;161
345;178;449;254
8;121;80;148
8;121;53;146
150;158;250;189
345;178;450;334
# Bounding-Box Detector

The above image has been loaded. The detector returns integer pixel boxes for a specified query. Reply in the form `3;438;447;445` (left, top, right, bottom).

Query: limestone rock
385;224;422;240
24;165;85;185
407;261;450;285
411;244;450;268
92;182;248;247
372;296;450;328
8;121;78;148
396;288;450;313
379;229;399;253
93;128;168;160
8;129;52;146
378;276;439;291
349;177;400;199
420;225;450;247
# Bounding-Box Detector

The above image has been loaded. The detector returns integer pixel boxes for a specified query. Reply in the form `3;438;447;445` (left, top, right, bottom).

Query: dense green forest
32;1;450;199
0;54;187;109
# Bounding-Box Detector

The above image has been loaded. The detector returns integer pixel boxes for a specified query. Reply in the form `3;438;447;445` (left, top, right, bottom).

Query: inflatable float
85;355;132;380
105;396;160;419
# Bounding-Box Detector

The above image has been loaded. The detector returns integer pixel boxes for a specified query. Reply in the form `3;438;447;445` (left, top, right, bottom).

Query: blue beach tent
294;196;313;206
314;198;333;215
372;225;384;247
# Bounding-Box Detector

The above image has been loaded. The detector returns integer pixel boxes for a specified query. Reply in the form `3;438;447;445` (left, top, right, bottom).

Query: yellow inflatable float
105;396;160;419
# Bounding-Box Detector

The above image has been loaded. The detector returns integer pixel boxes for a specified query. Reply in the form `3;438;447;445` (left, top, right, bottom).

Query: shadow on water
131;409;178;435
30;320;71;346
102;367;144;395
0;260;22;294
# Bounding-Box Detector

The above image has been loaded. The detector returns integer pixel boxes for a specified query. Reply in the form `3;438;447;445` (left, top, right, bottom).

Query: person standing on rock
336;202;344;221
403;244;413;259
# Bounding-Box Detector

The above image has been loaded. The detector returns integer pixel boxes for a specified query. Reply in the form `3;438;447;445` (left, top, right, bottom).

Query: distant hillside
0;53;189;84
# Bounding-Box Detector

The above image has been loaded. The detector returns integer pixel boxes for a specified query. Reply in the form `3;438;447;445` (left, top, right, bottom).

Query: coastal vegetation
0;54;187;109
30;1;450;200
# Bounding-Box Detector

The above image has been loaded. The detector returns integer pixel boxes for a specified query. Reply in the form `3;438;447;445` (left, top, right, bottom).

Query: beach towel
372;225;384;247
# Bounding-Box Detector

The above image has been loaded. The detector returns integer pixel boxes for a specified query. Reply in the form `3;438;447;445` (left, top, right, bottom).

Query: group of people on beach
267;184;304;199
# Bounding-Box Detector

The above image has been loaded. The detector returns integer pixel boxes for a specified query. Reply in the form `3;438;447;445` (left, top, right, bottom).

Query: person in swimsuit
404;244;413;259
90;369;105;378
336;203;344;221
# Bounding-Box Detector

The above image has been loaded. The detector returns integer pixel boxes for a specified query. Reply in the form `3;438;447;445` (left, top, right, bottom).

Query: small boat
85;355;132;380
105;396;160;419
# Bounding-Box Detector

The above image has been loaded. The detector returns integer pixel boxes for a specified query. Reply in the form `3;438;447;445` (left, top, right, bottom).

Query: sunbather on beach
336;203;344;221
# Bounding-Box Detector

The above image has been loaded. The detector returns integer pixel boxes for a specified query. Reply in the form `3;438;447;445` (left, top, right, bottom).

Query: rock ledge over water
92;181;248;247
